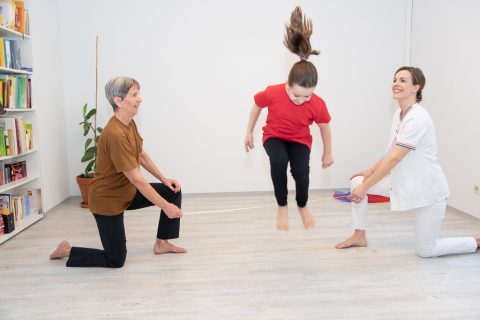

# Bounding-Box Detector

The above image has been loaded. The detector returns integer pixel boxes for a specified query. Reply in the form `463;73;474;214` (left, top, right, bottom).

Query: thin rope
183;195;350;215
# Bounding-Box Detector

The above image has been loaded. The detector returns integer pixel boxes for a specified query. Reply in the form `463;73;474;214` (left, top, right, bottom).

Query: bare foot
335;230;368;249
49;240;72;259
276;206;289;230
476;235;480;248
154;239;187;254
298;206;315;229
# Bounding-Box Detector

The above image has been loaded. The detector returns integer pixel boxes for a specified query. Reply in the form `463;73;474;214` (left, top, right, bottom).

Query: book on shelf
0;117;33;156
0;1;27;34
0;193;14;233
4;160;26;181
0;204;4;234
0;188;40;233
14;1;26;34
0;160;26;185
0;0;15;30
0;126;6;156
18;188;41;214
0;38;5;68
0;74;32;109
4;39;11;69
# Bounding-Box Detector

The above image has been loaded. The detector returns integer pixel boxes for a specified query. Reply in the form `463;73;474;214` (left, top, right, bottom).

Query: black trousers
264;137;311;207
66;183;181;268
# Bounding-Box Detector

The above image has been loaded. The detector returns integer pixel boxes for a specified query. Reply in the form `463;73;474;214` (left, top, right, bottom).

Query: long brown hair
284;6;320;88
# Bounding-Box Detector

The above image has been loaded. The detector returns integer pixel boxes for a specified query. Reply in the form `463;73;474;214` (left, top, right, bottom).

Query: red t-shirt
254;83;331;149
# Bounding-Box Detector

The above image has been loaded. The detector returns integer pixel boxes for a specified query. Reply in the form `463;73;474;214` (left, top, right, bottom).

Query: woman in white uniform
335;66;479;257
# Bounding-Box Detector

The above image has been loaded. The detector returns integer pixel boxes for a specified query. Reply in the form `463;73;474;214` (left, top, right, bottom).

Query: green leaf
85;109;96;120
84;138;92;150
81;146;97;162
97;127;103;134
81;153;94;162
85;160;95;174
82;103;87;116
83;122;90;136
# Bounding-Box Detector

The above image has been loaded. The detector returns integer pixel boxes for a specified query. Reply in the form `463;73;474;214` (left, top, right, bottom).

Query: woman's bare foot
335;230;368;249
49;240;72;259
298;206;315;229
276;206;289;230
154;239;187;254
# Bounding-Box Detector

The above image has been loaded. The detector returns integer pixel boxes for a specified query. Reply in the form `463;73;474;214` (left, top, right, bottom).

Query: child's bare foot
154;239;187;254
49;240;72;259
276;206;289;230
335;230;368;249
298;206;315;229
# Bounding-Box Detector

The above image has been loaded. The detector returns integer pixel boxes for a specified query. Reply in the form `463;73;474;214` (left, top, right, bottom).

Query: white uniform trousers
350;176;477;257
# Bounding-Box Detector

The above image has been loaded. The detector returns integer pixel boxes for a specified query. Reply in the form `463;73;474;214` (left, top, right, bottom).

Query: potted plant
76;103;103;208
76;36;102;208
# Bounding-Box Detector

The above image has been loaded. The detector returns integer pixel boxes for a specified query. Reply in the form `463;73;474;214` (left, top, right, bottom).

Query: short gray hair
105;77;140;111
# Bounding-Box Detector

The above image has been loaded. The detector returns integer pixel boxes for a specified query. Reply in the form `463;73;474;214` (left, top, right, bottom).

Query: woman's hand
163;202;183;218
350;184;368;203
244;133;254;152
350;168;374;180
162;178;181;193
322;153;334;168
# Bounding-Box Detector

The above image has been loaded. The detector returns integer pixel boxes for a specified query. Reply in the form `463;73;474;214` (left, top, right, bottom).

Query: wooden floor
1;190;479;320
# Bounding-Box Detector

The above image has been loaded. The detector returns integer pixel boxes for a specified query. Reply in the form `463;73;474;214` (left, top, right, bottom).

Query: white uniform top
386;103;449;211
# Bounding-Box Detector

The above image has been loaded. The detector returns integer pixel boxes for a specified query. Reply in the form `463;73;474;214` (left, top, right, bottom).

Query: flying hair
283;6;320;60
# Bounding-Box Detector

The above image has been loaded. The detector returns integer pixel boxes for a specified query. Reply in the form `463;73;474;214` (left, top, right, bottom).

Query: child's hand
244;133;254;152
322;153;333;168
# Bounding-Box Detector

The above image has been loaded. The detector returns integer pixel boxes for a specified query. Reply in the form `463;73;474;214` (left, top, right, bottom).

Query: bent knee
107;252;127;268
415;247;435;258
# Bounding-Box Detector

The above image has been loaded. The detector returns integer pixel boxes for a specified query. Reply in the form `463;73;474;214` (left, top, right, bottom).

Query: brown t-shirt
89;116;143;215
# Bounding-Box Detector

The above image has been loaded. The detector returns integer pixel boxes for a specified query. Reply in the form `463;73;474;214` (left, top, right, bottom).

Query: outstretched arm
244;104;262;152
350;145;410;203
139;149;180;192
350;157;384;180
317;123;333;168
123;167;182;218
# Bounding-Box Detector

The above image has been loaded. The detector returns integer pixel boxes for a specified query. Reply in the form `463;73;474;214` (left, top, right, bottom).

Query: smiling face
115;85;142;116
392;70;420;103
286;83;315;105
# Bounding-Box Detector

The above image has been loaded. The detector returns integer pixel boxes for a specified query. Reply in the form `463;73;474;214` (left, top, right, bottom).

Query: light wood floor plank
1;190;479;319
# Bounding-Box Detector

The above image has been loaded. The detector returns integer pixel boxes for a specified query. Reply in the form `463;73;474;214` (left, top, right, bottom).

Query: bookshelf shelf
0;176;39;193
0;26;30;39
0;148;37;161
0;66;32;75
0;211;42;244
4;108;36;113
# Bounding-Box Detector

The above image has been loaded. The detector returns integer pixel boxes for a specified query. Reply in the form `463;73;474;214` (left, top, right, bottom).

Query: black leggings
66;183;181;268
264;138;311;207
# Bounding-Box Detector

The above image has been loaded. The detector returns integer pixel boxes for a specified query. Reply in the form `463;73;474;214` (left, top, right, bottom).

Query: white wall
29;0;70;211
58;0;409;195
411;0;480;217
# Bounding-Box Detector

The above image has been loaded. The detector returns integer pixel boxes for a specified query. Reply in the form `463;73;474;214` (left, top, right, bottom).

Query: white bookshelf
0;148;37;161
0;4;42;245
